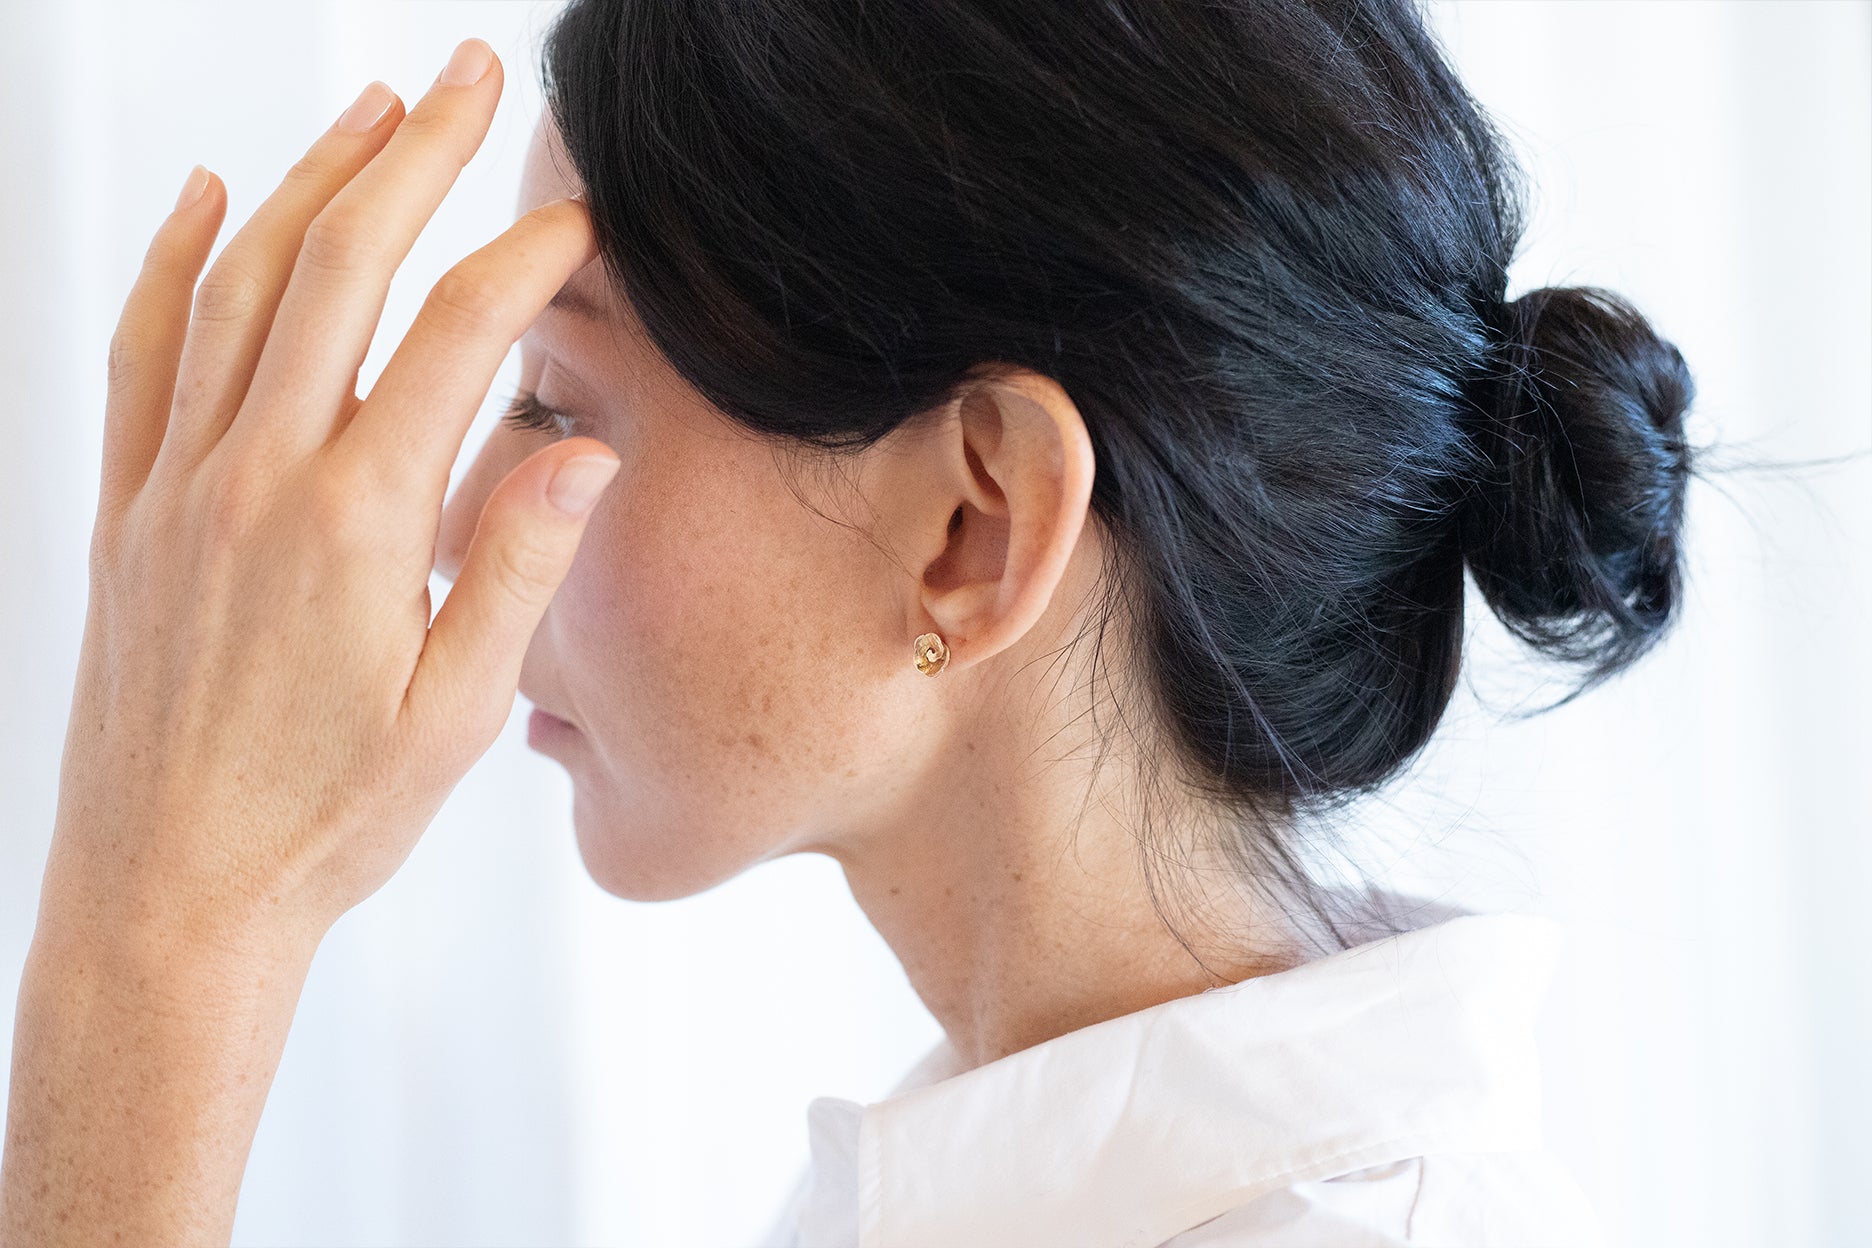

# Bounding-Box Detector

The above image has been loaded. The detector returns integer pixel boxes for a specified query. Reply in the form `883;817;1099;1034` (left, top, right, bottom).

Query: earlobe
915;366;1096;676
913;631;951;675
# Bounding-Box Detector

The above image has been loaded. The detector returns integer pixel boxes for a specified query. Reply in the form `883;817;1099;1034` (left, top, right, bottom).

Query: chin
570;803;763;902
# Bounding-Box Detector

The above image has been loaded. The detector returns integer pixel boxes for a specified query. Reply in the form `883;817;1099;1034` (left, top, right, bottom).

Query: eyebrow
547;277;609;323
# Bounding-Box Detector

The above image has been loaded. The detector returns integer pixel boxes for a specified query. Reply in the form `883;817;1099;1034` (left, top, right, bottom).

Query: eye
499;387;576;438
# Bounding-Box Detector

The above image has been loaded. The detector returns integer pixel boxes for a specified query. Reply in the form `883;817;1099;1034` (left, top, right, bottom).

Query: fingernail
439;38;493;87
547;455;620;515
336;80;396;132
174;164;209;212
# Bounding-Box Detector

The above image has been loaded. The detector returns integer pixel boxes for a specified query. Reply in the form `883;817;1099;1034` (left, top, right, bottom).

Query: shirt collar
800;909;1566;1248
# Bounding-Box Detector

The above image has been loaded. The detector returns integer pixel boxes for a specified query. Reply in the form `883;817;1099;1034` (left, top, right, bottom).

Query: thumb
406;438;618;744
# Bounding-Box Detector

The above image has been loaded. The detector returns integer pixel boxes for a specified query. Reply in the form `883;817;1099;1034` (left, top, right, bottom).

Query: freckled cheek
545;506;676;734
551;481;876;801
548;500;775;747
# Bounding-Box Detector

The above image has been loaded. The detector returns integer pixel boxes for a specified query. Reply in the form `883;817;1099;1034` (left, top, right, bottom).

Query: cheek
552;453;891;811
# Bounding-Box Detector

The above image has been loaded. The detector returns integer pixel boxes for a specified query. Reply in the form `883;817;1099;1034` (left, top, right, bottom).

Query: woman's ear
910;366;1096;674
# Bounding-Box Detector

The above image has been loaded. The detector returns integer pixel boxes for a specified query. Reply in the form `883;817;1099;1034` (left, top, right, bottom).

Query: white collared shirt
758;906;1606;1247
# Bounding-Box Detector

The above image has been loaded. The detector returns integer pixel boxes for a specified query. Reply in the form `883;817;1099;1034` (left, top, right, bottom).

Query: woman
1;0;1696;1243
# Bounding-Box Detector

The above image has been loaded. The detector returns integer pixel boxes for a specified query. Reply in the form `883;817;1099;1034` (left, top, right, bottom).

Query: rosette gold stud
913;631;950;675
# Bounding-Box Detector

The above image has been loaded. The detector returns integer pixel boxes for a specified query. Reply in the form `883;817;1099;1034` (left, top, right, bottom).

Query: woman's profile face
434;115;925;900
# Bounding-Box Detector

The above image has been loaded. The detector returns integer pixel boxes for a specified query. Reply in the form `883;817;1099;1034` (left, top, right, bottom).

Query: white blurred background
0;2;1865;1246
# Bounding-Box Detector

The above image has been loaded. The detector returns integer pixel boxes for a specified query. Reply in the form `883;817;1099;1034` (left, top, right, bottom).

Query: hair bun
1456;285;1697;704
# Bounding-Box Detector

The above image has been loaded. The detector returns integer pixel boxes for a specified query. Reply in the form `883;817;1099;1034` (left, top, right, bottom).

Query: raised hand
50;38;613;954
3;39;616;1245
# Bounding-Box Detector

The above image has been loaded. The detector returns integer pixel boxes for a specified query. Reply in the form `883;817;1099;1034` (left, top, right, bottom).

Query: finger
100;164;227;521
327;196;598;515
230;37;504;464
156;80;405;477
404;439;619;746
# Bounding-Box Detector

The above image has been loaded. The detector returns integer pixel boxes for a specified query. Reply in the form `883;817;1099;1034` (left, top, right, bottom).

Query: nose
435;424;536;585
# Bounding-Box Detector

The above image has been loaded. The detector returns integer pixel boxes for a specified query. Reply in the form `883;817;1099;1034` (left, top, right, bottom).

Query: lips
521;691;575;728
527;706;578;750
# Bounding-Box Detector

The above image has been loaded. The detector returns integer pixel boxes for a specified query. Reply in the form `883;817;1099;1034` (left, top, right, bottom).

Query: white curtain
0;3;1864;1246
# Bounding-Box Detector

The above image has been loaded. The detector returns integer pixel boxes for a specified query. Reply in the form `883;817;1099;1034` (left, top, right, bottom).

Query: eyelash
499;387;575;438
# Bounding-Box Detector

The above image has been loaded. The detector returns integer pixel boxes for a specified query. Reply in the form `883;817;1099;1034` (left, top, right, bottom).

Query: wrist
22;904;321;1038
5;890;321;1247
32;836;330;982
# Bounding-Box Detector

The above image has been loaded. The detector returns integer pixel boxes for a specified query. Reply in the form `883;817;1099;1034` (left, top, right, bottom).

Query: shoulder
1161;1148;1607;1248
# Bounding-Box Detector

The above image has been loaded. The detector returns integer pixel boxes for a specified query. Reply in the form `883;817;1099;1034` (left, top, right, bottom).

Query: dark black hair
538;0;1707;957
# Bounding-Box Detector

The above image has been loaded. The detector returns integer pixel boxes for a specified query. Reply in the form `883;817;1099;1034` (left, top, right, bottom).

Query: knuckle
305;463;375;545
425;267;507;336
191;260;266;327
299;205;380;278
139;230;192;284
393;102;444;133
88;502;126;571
279;154;329;196
195;467;270;541
392;103;457;147
482;533;557;601
106;325;144;392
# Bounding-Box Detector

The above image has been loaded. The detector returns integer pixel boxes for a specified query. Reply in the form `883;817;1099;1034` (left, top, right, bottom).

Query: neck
827;734;1300;1072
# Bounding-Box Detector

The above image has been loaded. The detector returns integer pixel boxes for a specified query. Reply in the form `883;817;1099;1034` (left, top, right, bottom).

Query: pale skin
1;36;1296;1246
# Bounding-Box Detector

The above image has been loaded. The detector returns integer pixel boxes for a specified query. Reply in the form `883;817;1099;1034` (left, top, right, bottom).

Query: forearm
0;910;319;1247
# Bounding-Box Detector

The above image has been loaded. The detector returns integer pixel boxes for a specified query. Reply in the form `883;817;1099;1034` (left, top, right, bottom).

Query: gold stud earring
914;631;950;675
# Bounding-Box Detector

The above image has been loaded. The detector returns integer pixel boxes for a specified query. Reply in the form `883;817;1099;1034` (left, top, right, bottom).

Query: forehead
519;112;586;219
519;113;615;325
